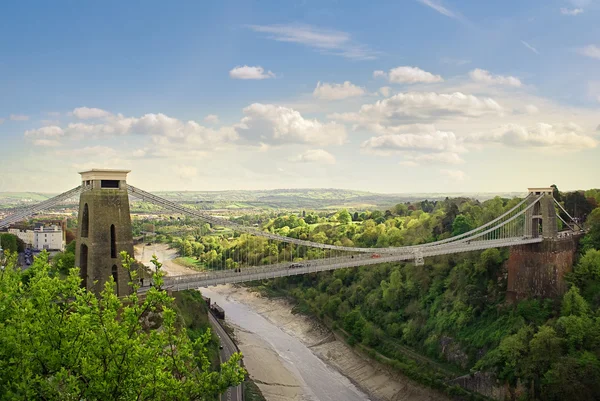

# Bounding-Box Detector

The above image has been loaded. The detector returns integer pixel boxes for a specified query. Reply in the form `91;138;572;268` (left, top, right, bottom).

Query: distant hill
0;188;526;211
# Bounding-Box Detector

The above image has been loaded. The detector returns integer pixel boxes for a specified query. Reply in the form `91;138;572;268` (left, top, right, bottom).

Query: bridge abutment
506;236;580;301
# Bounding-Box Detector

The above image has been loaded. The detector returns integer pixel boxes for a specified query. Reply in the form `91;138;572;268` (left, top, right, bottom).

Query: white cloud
525;104;539;114
0;118;4;125
10;114;29;121
379;87;391;97
560;7;583;15
32;139;61;147
469;68;522;87
577;45;600;60
41;119;60;126
229;65;275;80
72;107;112;119
24;112;238;150
521;40;540;55
399;161;419;167
331;92;503;126
375;66;444;84
406;152;465;165
417;0;458;19
440;169;466;181
313;81;365;100
174;165;198;179
248;24;378;60
292;149;336;165
24;125;64;138
361;130;464;155
204;114;219;124
237;103;347;146
469;122;597;150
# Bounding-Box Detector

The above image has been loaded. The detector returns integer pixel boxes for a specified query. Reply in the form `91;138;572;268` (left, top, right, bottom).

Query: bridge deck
145;237;543;292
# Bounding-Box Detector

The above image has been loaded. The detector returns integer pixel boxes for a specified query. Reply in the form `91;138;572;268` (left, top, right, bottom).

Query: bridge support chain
0;185;88;229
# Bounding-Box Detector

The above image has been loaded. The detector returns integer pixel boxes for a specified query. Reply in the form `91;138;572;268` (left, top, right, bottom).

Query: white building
8;228;34;247
33;225;65;251
8;224;65;251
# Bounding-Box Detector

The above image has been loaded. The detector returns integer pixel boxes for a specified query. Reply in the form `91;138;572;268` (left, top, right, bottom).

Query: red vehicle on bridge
371;253;381;259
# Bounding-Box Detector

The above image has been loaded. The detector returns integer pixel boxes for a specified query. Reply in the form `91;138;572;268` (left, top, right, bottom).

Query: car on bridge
289;263;304;269
371;253;381;259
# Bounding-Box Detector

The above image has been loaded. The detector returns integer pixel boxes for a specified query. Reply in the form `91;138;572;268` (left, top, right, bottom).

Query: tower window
101;180;119;189
80;244;88;287
110;224;117;258
81;203;89;238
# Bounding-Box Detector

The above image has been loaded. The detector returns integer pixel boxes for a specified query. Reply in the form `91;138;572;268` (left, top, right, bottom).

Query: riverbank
211;284;451;401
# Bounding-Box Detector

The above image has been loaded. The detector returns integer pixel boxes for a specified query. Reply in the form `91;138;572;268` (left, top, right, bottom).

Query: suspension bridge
0;170;583;295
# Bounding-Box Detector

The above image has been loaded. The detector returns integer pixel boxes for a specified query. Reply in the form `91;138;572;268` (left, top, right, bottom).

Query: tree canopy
0;251;245;400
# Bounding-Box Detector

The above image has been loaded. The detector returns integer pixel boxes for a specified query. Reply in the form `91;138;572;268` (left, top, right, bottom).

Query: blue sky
0;0;599;193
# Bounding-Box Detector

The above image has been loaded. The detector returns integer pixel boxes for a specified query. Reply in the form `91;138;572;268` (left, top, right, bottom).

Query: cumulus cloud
292;149;336;165
229;65;275;80
248;24;378;60
469;68;522;87
577;45;600;60
330;92;503;127
361;130;464;155
0;118;5;125
405;152;465;165
313;81;365;100
525;104;539;114
469;122;597;150
72;107;112;119
236;103;347;146
379;87;391;97
440;169;466;181
204;114;219;124
560;7;583;15
24;111;238;151
32;139;61;147
24;125;65;138
374;66;444;84
10;114;29;121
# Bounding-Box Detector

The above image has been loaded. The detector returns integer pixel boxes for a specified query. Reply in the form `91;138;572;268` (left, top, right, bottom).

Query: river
202;287;372;401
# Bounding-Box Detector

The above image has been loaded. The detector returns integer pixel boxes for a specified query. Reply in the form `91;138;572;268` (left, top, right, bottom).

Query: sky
0;0;599;194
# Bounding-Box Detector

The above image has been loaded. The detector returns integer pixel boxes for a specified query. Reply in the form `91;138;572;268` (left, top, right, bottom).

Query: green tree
0;233;18;253
337;209;352;225
451;215;473;236
0;252;245;400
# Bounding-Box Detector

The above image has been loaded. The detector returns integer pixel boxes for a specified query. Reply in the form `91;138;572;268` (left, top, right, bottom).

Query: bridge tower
75;169;134;296
525;188;558;238
507;187;575;301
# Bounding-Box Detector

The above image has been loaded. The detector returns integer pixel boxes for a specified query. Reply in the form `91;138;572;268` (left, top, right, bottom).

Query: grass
173;257;205;270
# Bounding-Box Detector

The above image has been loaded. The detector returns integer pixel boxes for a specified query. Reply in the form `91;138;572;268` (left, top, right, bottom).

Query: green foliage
451;215;473;236
0;233;18;253
0;251;245;400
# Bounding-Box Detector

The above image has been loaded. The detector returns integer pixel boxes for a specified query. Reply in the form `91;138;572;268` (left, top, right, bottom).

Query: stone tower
525;188;558;238
75;169;134;296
